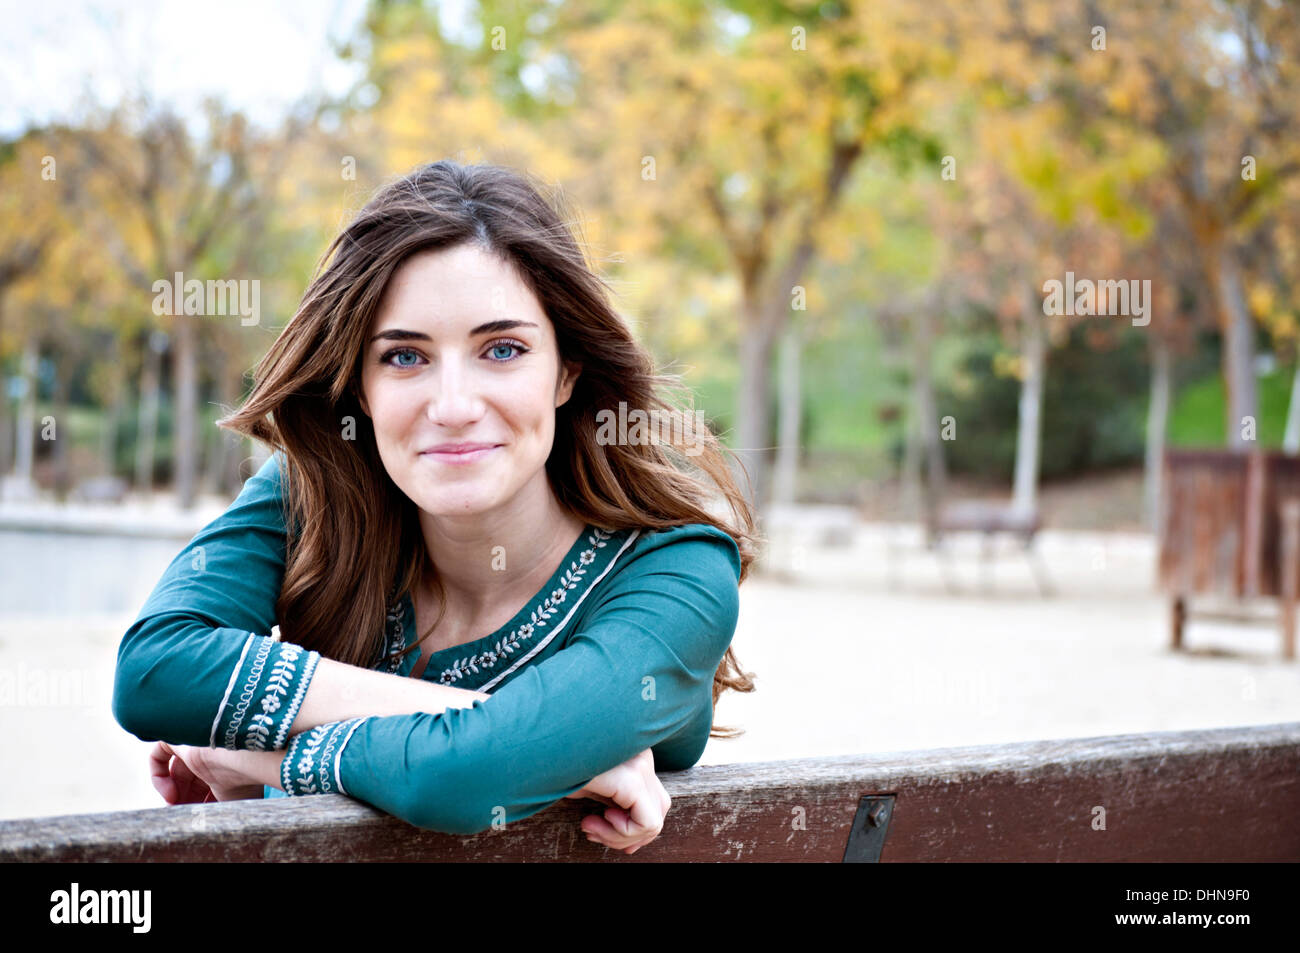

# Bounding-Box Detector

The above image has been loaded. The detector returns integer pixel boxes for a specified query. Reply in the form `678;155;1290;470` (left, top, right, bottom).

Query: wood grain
2;722;1297;862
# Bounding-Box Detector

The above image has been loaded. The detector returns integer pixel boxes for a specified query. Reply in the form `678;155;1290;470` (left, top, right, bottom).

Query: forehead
371;245;546;331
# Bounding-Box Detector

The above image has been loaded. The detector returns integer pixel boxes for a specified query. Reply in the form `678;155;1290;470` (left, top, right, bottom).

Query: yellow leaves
818;213;862;266
1269;311;1296;343
1250;284;1276;319
374;33;441;76
993;351;1026;381
1106;85;1132;115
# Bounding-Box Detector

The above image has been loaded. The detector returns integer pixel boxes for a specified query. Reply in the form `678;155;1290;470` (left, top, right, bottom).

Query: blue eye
486;339;529;362
379;339;529;368
380;347;423;368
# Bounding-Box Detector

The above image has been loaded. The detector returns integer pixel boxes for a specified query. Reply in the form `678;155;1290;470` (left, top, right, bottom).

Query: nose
425;353;486;429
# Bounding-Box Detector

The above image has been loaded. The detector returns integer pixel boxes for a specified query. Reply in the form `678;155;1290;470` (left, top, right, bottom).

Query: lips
419;443;502;463
420;443;500;454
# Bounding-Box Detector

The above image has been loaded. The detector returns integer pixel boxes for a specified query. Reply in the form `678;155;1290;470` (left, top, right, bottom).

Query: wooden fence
3;722;1297;862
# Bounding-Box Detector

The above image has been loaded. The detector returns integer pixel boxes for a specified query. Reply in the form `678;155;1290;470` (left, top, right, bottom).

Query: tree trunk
202;402;221;497
173;312;198;509
1215;242;1257;450
135;331;164;494
201;345;221;497
1012;285;1045;514
1145;335;1172;534
203;345;241;497
898;385;923;522
912;303;946;538
100;352;126;476
735;306;777;511
772;321;802;506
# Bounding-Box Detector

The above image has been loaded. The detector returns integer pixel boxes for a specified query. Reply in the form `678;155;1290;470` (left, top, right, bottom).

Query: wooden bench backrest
3;722;1296;861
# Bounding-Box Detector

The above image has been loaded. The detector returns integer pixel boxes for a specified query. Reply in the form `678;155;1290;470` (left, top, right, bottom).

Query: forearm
285;656;491;737
208;659;493;796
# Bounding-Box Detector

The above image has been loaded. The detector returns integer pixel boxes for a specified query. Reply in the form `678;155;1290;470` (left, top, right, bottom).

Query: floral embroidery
274;650;320;749
222;636;272;749
247;645;299;750
436;527;613;685
373;586;408;674
219;637;320;751
282;718;365;797
290;724;328;795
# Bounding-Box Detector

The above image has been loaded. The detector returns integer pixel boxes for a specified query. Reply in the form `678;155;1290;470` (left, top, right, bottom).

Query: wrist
208;745;287;792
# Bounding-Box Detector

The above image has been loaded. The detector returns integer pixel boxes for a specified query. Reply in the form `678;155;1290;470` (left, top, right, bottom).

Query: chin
415;493;497;516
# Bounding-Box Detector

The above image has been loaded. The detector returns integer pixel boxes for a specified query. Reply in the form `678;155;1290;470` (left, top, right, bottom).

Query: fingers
585;784;663;854
576;749;671;855
623;762;669;854
148;741;173;779
149;742;178;803
616;764;665;843
147;741;211;805
582;812;624;842
582;810;655;854
170;749;202;793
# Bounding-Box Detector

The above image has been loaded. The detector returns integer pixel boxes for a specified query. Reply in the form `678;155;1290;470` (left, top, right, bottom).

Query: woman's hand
149;741;265;804
563;748;671;855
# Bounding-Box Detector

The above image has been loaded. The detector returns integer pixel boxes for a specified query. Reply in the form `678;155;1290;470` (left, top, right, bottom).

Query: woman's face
358;243;580;519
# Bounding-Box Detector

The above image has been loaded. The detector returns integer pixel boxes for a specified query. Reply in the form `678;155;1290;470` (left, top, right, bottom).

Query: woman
114;159;759;855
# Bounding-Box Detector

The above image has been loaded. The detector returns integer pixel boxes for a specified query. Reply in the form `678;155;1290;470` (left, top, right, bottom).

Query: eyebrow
369;320;539;345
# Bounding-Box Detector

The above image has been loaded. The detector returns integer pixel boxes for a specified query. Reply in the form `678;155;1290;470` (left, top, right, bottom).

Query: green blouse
112;452;742;834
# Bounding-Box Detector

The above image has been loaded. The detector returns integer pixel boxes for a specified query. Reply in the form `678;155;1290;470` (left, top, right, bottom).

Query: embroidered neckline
435;526;615;685
379;592;407;674
376;525;619;684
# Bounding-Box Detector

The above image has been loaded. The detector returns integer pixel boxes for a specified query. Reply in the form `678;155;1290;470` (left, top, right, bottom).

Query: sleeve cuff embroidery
211;634;321;751
281;718;366;796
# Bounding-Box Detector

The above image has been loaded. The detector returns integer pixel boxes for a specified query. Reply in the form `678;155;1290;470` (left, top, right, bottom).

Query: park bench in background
1160;449;1300;660
3;722;1295;861
921;499;1052;596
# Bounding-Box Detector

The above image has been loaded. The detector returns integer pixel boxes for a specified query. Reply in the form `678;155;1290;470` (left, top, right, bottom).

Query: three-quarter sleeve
111;451;321;751
280;527;742;835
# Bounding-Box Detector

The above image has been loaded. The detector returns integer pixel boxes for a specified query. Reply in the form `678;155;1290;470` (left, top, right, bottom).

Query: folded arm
278;533;741;835
113;452;741;834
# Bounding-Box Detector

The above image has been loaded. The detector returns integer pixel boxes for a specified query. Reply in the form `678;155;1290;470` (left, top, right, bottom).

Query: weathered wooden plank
2;723;1297;862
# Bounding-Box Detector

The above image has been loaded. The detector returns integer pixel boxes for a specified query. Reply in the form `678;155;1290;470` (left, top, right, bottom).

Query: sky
0;0;476;137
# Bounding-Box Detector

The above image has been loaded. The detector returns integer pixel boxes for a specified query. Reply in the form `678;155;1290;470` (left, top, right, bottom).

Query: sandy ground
2;515;1298;822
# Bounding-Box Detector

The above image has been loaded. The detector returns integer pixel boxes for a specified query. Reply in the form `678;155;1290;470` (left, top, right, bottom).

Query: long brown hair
218;159;760;737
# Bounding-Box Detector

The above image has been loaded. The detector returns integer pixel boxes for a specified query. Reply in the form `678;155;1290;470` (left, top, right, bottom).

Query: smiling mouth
420;446;501;463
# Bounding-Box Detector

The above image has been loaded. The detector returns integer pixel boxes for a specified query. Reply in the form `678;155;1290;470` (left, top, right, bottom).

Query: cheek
366;385;419;433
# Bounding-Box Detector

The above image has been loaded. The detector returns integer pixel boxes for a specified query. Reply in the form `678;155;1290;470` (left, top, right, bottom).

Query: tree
541;0;953;513
71;96;312;505
992;0;1300;450
0;131;59;482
